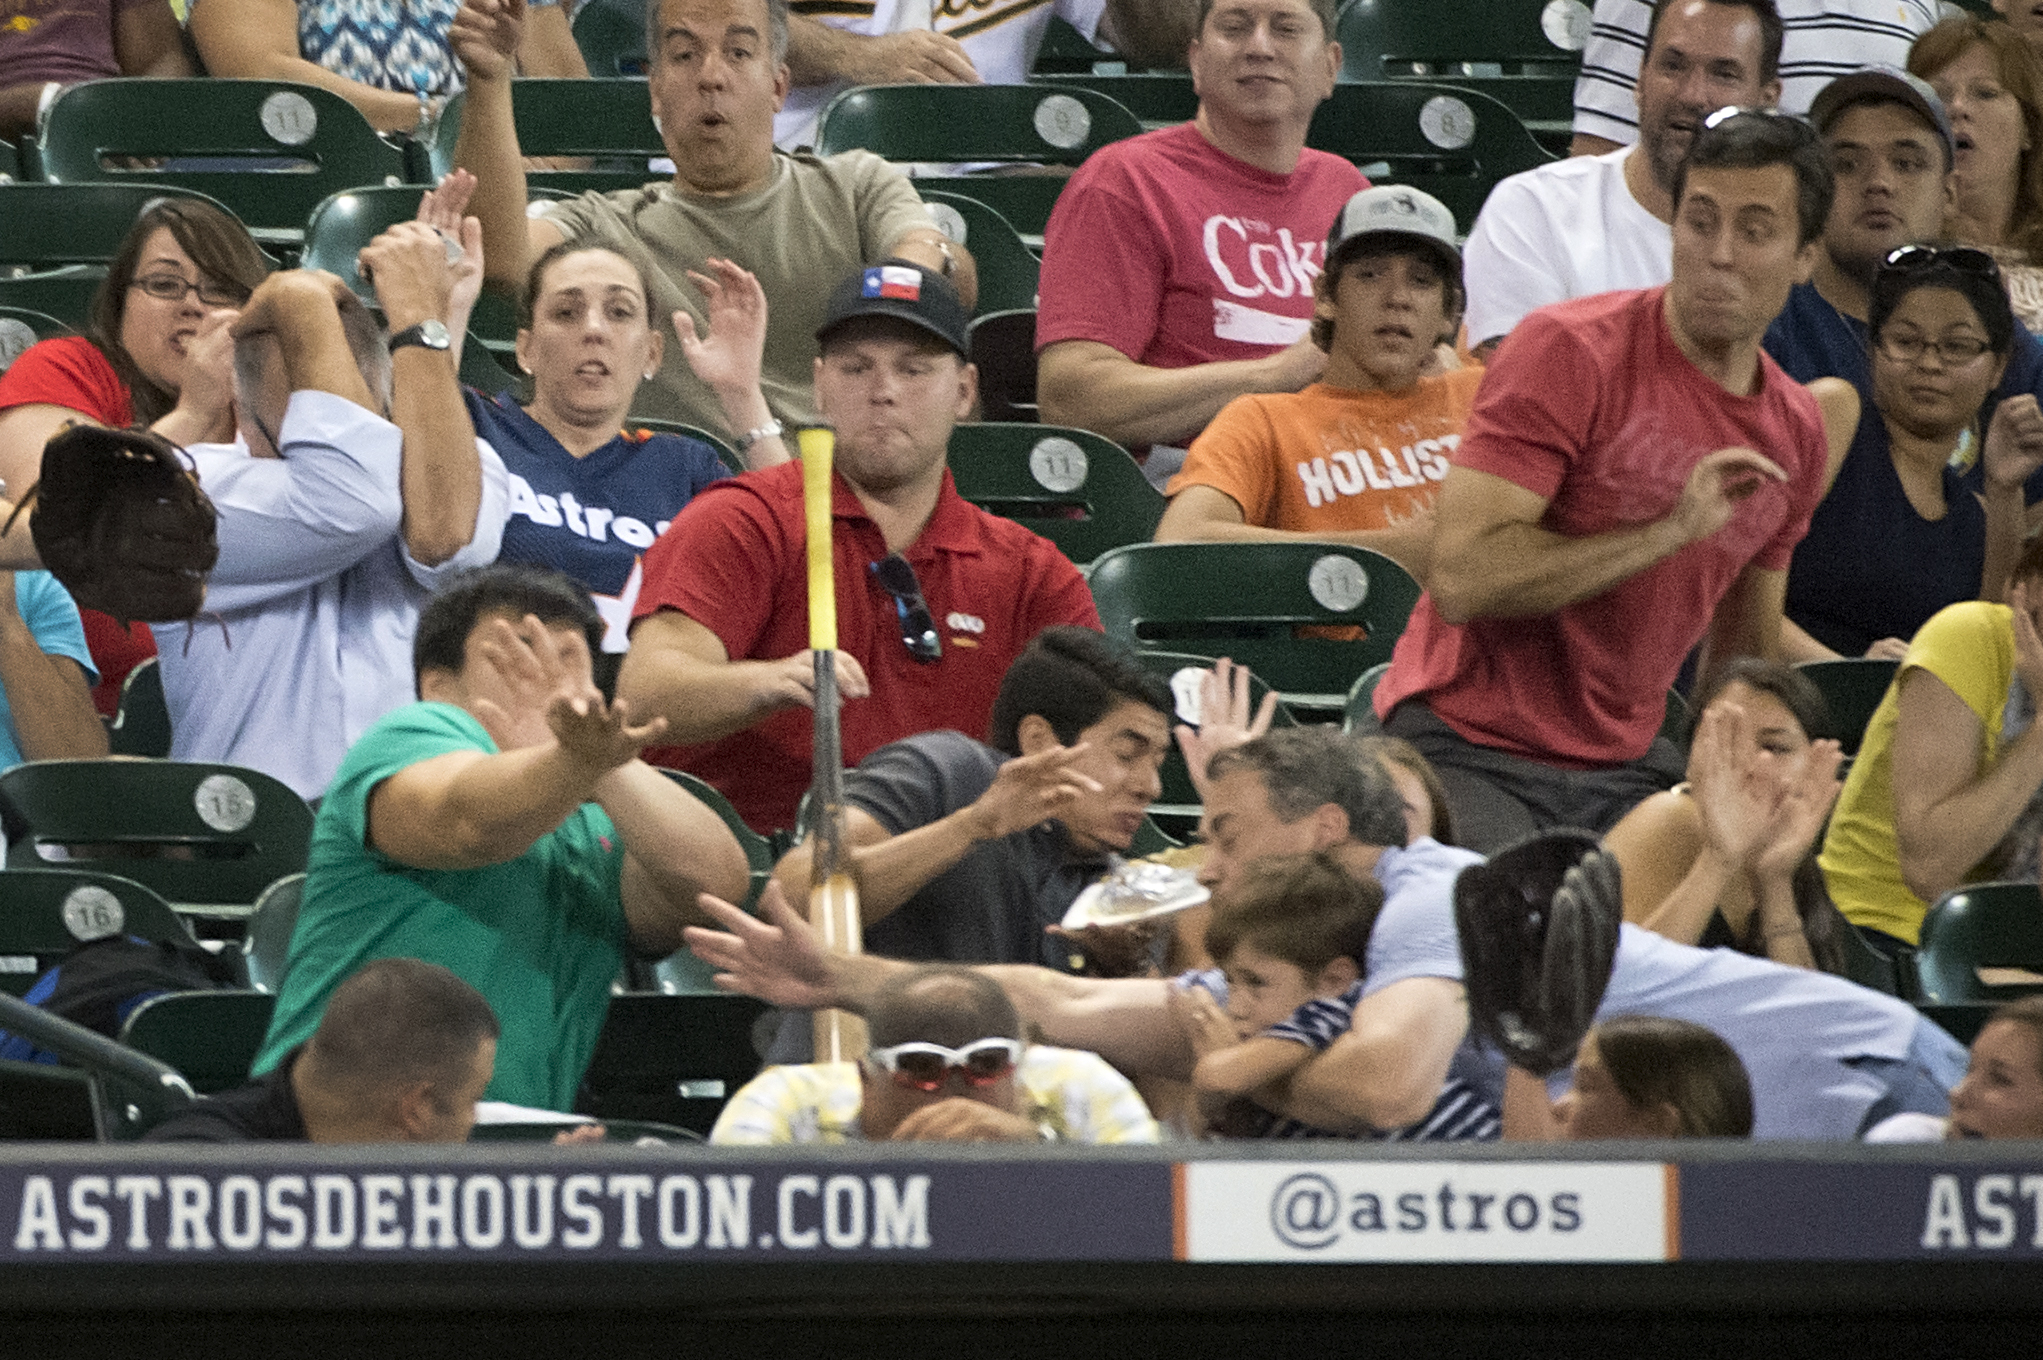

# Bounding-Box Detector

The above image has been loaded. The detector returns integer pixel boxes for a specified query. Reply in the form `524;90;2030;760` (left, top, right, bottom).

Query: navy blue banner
1680;1161;2043;1261
0;1157;1175;1264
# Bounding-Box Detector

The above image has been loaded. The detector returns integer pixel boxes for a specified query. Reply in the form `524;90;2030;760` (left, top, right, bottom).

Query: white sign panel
1181;1161;1670;1262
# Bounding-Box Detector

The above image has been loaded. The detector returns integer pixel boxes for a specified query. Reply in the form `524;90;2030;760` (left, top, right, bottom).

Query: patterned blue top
295;0;559;97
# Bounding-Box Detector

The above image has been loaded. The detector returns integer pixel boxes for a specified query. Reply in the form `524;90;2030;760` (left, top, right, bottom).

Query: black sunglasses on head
870;553;940;663
1880;243;2003;283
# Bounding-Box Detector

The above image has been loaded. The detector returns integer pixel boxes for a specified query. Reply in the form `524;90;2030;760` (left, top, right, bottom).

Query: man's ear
1309;801;1351;850
390;1080;440;1142
1015;713;1059;756
418;666;462;705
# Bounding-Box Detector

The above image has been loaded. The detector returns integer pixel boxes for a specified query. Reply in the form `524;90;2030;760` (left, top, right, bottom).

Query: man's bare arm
785;13;978;86
887;227;979;312
1038;339;1327;450
1274;976;1469;1131
1155;483;1436;577
449;0;565;292
614;610;871;746
1423;448;1787;626
1695;563;1785;687
603;761;749;954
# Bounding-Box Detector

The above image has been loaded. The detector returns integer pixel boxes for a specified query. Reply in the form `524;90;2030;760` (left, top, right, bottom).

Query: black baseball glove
1454;829;1624;1077
11;423;218;625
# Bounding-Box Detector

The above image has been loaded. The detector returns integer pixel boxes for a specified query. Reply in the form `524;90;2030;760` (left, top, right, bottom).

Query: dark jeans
1365;700;1687;855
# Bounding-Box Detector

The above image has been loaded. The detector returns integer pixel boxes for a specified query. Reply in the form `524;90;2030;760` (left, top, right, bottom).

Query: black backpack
0;933;241;1064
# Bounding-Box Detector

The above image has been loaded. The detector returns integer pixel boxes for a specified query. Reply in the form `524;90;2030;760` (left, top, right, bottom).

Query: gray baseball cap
1325;185;1463;280
1809;66;1954;167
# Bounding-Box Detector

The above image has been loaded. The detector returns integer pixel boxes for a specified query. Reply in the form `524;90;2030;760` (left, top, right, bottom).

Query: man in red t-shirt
1034;0;1364;461
618;262;1100;834
1366;110;1861;852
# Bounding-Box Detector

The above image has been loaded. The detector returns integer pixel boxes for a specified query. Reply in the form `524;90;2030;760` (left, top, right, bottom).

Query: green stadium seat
946;422;1162;565
118;989;276;1093
0;985;194;1139
1336;0;1587;150
1795;658;1899;758
921;190;1039;315
241;872;304;994
107;656;170;758
1341;661;1393;734
572;0;648;75
36;80;405;249
1915;882;2043;1004
1029;72;1197;125
1030;16;1118;74
0;1058;101;1139
1087;542;1423;714
431;79;667;197
1306;81;1557;234
618;416;745;478
0;761;314;918
815;82;1143;166
903;175;1068;242
0;868;207;997
574;992;771;1136
0;268;105;330
0;305;71;379
969;308;1038;423
0;184;253;270
1135;651;1295;835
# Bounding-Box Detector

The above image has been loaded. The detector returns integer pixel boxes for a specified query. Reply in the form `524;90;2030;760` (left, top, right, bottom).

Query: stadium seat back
1916;882;2043;1004
0;305;70;380
0;868;200;997
108;656;171;758
1341;660;1393;734
1795;657;1899;758
816;82;1142;165
572;0;648;75
37;80;405;246
1088;542;1423;713
0;183;251;270
118;989;276;1093
241;872;304;994
0;761;314;916
921;191;1039;315
969;308;1039;423
0;267;106;330
946;422;1162;565
431;80;667;196
1306;81;1557;234
1029;72;1198;124
575;992;771;1135
1337;0;1586;142
617;416;745;478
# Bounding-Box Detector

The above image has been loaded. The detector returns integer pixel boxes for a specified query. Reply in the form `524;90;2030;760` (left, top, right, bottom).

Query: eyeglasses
866;1037;1022;1091
1874;329;1995;366
870;553;940;663
129;273;247;307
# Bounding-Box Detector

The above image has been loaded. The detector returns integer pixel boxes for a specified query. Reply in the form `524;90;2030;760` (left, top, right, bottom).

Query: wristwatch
389;319;452;353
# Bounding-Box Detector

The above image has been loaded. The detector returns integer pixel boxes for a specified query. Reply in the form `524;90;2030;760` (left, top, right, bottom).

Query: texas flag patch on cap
863;265;923;301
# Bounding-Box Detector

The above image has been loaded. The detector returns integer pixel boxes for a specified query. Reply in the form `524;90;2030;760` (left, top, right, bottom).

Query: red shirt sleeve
0;338;133;425
632;476;791;662
1034;157;1168;359
1448;309;1603;503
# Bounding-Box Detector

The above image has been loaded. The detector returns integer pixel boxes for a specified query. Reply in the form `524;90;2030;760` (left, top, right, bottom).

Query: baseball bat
797;425;868;1063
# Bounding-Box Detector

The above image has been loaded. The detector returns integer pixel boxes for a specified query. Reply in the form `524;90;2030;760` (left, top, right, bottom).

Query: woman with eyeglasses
1782;245;2043;663
1909;13;2043;332
0;195;269;710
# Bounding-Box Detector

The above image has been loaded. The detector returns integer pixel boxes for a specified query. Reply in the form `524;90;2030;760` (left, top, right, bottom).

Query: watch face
417;319;451;348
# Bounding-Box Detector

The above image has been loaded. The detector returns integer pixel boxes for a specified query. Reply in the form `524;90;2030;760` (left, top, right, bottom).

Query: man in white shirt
1572;0;1938;149
1462;0;1783;354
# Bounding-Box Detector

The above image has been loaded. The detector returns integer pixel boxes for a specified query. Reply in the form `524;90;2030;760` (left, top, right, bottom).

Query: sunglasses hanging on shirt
870;553;941;663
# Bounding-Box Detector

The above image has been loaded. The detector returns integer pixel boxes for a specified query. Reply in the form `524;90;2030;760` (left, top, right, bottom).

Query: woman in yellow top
1822;533;2043;953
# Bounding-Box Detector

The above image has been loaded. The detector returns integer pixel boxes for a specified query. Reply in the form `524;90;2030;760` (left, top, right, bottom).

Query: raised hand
1689;701;1785;870
675;260;767;398
1985;395;2043;494
468;613;666;768
1168;980;1243;1058
414;172;485;339
449;0;524;81
965;742;1102;841
1668;447;1788;545
358;221;457;333
753;649;871;716
682;879;843;1009
1751;739;1844;885
1172;656;1278;802
171;310;240;441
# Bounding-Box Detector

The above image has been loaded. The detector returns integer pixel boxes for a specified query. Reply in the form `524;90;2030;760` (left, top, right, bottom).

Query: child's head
1201;852;1383;1035
1947;996;2043;1139
1554;1015;1755;1139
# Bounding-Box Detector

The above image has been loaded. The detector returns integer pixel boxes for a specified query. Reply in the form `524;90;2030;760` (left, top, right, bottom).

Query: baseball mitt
1454;829;1624;1077
9;424;218;625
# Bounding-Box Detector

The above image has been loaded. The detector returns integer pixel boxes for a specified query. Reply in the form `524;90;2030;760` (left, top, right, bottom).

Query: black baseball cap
816;260;970;358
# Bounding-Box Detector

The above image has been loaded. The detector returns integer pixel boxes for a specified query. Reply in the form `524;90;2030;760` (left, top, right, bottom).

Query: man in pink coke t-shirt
1365;110;1860;853
1034;0;1364;462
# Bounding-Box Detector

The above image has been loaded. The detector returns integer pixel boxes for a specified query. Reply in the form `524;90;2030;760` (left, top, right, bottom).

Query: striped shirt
1573;0;1939;142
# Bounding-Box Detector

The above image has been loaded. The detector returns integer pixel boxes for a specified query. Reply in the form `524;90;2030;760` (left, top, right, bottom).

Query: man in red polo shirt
617;261;1100;833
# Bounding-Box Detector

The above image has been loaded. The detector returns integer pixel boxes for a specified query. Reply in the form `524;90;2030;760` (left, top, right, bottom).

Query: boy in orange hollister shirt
1157;186;1482;581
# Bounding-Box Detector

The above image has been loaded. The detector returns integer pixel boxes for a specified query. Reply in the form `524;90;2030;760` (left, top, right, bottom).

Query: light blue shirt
0;571;94;771
157;391;508;799
1368;836;1483;993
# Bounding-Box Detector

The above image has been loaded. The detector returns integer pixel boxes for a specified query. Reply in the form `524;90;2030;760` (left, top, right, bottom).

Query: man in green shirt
253;563;750;1110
